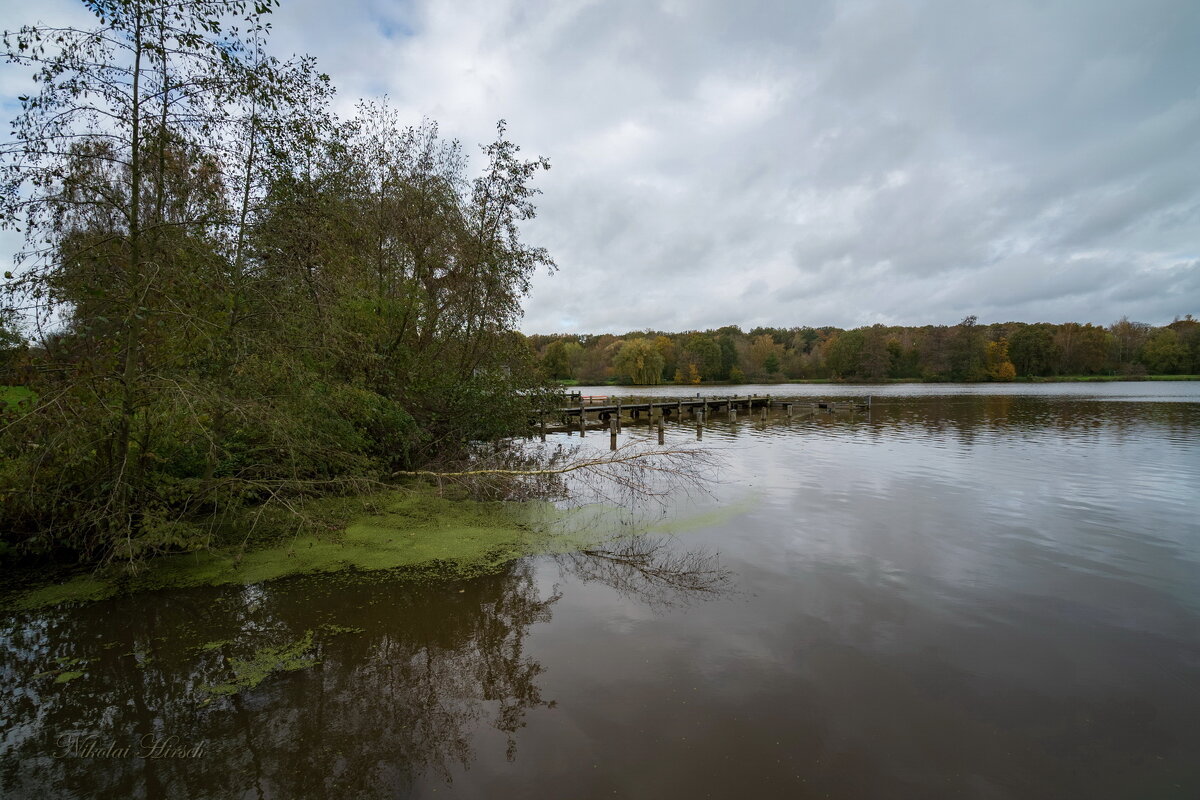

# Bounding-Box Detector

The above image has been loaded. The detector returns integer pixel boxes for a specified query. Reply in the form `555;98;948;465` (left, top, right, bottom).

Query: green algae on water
199;631;317;698
7;487;754;611
10;491;564;609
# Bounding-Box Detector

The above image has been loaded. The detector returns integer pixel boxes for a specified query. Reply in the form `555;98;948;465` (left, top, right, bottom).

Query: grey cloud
3;0;1195;331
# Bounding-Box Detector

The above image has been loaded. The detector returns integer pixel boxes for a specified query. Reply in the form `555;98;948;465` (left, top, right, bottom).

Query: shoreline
557;375;1199;387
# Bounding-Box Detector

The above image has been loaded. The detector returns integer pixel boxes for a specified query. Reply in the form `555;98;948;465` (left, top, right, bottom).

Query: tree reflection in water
554;535;733;610
0;535;733;799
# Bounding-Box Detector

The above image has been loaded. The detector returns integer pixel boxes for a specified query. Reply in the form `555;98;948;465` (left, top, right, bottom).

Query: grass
0;385;35;408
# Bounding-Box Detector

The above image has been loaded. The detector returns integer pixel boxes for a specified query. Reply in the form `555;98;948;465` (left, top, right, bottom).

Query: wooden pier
542;394;871;426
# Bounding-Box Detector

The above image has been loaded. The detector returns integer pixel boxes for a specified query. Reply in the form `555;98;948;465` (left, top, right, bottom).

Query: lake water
2;383;1199;798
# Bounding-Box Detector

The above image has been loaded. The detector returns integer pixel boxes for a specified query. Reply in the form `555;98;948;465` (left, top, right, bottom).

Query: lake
2;383;1198;798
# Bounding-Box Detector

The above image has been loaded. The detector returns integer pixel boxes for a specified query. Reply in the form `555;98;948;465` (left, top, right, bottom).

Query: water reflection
4;387;1199;799
552;535;732;610
0;536;733;799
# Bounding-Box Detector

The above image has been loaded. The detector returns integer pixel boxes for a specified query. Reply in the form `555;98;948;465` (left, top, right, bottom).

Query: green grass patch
0;385;34;408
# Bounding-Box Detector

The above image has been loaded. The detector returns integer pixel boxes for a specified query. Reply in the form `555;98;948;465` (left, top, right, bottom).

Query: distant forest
529;315;1200;384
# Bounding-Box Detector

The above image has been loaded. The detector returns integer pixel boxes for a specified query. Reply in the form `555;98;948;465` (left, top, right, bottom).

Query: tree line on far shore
530;315;1200;385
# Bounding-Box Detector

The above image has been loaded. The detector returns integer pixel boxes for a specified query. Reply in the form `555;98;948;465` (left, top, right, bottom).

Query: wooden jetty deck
546;394;870;423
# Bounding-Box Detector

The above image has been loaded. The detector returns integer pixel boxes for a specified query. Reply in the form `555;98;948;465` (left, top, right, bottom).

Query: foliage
985;339;1017;381
1009;324;1058;377
529;314;1197;384
0;0;556;564
682;333;721;380
612;337;664;384
1142;329;1187;374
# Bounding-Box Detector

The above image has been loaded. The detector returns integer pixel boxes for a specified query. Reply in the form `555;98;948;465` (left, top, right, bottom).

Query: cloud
2;0;1196;331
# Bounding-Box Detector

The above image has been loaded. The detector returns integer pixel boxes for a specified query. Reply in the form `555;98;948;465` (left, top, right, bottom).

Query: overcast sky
3;0;1198;333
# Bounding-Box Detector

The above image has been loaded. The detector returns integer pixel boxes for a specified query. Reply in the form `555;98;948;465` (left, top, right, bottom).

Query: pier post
616;399;623;432
610;417;618;450
657;418;665;445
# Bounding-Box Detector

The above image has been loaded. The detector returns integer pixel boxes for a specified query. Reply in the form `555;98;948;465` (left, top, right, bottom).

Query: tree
612;338;664;384
1;0;297;559
654;335;677;381
1054;323;1109;375
948;316;987;381
985;339;1016;381
859;325;891;381
1166;315;1200;374
1008;324;1058;377
1142;328;1187;374
0;305;23;373
716;332;738;381
683;333;721;380
747;334;783;379
542;340;573;379
823;330;863;378
0;3;559;565
1109;316;1150;371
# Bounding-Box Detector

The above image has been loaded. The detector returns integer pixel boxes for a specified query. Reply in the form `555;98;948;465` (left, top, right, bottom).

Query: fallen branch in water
392;441;724;506
392;443;714;478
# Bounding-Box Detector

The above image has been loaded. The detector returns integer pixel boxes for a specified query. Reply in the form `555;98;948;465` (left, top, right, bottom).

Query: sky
2;0;1198;333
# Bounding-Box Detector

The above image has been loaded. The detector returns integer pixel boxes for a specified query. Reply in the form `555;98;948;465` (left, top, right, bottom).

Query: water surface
3;384;1198;798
